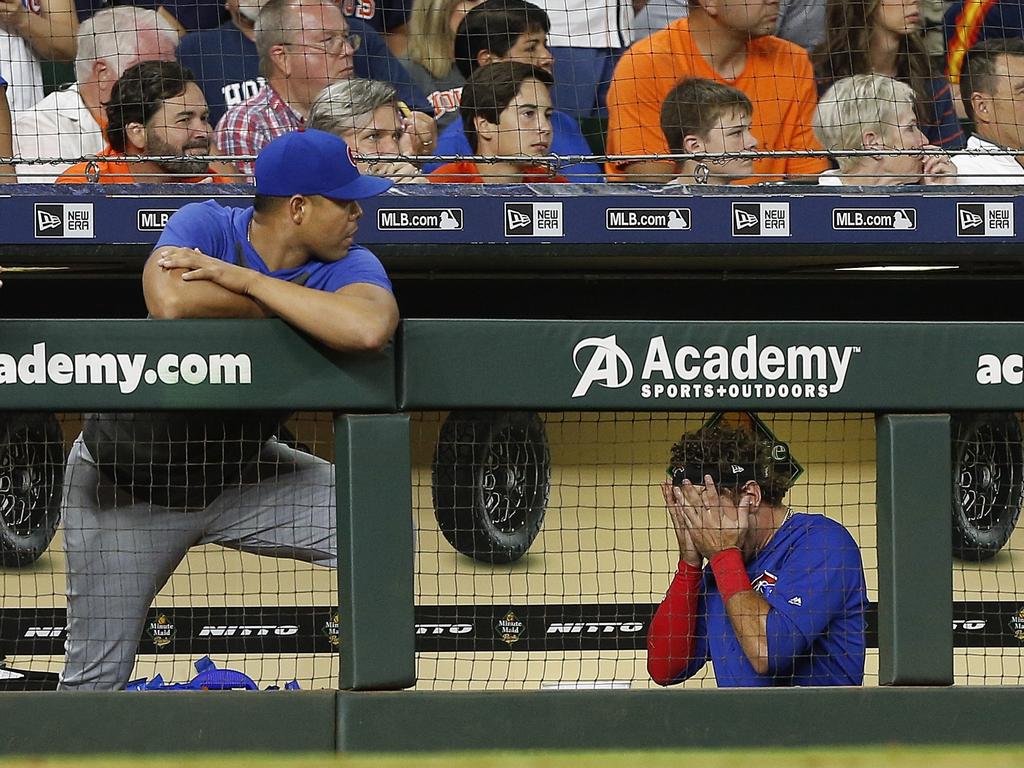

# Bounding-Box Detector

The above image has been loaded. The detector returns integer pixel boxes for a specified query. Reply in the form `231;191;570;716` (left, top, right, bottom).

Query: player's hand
154;247;258;297
677;476;749;558
661;479;702;567
920;146;957;185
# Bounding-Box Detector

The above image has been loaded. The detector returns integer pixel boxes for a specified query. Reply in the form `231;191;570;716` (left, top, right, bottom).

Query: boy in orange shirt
605;0;827;183
59;60;236;184
429;61;567;183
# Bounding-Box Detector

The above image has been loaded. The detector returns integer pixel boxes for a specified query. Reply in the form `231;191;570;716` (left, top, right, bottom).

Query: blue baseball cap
255;128;393;200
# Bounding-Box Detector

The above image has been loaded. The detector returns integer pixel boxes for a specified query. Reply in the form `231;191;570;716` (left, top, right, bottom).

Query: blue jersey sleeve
155;200;231;261
321;244;393;293
762;520;866;677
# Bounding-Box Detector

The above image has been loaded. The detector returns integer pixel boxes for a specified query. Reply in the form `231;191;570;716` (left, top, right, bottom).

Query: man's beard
147;134;211;178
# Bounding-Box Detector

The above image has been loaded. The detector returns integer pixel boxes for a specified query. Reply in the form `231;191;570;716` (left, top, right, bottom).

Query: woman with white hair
309;77;426;182
812;73;957;185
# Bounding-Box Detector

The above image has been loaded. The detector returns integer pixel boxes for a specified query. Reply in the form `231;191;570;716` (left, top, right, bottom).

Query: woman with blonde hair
401;0;483;126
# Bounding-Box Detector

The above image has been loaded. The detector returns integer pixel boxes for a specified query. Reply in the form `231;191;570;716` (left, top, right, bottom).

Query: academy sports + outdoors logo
0;343;252;393
571;334;861;401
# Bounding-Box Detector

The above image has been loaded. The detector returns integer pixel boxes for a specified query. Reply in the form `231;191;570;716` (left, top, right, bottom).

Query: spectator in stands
177;0;266;127
214;0;432;177
308;78;425;181
15;7;179;183
945;0;1024;95
339;0;413;56
401;0;483;127
57;60;234;183
953;37;1024;182
647;423;867;687
605;0;828;182
60;128;397;691
429;61;567;181
528;0;635;119
0;0;77;112
813;0;964;150
0;73;14;181
813;74;957;184
634;0;827;51
660;78;757;185
421;0;600;181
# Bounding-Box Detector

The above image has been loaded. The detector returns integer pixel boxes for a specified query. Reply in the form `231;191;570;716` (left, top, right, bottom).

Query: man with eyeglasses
215;0;433;177
647;423;867;688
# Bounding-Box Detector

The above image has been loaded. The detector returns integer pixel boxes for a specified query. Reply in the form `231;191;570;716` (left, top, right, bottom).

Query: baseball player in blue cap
60;129;398;690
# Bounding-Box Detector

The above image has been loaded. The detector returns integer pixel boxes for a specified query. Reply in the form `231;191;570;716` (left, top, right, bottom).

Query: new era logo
958;208;983;232
731;202;790;237
734;208;759;231
506;207;532;231
957;202;1014;236
36;209;61;232
504;202;563;237
33;203;95;238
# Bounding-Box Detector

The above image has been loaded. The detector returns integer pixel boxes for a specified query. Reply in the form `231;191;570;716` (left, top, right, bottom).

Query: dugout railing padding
0;318;1021;753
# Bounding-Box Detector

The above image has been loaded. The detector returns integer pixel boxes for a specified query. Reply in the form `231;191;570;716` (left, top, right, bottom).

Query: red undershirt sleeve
647;560;703;685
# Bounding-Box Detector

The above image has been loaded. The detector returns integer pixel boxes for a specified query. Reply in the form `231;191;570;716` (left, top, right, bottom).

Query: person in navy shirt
647;423;867;687
60;130;398;691
423;0;602;182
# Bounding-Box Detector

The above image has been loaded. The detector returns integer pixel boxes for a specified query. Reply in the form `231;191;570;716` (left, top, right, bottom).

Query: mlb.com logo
731;202;790;237
957;202;1014;236
504;202;563;237
34;203;94;238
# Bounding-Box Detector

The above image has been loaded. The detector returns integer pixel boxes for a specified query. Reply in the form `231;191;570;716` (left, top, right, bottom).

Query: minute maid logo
571;334;861;401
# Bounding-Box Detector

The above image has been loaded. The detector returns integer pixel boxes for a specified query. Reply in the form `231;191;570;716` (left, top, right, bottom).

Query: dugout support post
334;413;416;690
875;414;953;685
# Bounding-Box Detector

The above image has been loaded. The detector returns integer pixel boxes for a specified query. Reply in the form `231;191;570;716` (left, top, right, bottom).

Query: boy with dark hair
648;423;867;688
425;0;601;182
453;0;552;78
429;61;567;182
660;77;758;185
58;60;234;183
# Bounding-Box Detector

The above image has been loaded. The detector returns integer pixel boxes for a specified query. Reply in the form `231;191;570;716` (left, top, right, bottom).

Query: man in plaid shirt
215;0;359;177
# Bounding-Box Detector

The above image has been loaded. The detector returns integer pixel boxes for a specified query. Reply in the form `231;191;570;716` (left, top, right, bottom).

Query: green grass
3;747;1021;768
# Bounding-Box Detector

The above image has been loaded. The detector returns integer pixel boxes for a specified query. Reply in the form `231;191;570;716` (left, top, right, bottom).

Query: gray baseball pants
59;434;336;691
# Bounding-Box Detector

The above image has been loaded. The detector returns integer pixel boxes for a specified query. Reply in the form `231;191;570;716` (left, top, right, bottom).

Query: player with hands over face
647;424;867;688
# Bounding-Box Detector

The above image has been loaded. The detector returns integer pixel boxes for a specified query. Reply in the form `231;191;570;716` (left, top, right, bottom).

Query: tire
951;412;1024;561
432;411;551;564
0;413;65;567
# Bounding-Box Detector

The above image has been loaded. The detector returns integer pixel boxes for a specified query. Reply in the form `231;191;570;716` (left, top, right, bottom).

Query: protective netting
2;408;1022;690
1;0;1022;184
